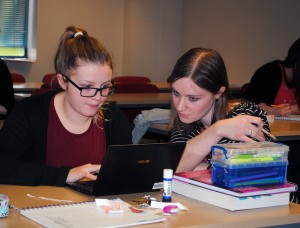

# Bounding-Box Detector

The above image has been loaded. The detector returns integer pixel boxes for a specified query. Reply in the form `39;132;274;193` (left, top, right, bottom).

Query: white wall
6;0;181;83
4;0;300;86
123;0;182;82
5;0;125;82
181;0;300;87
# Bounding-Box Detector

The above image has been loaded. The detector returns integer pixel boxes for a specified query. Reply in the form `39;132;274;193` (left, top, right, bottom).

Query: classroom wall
5;0;125;82
181;0;300;87
4;0;300;86
122;0;182;82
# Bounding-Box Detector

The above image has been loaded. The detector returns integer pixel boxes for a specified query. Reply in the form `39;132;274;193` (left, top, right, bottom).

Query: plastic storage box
211;142;289;188
211;142;289;164
212;160;288;188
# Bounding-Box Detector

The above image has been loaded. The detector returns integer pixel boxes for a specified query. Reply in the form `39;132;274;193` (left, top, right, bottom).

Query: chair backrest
42;73;56;84
113;76;151;83
114;82;159;93
32;76;61;96
113;82;159;122
11;73;26;83
41;73;60;90
31;88;54;96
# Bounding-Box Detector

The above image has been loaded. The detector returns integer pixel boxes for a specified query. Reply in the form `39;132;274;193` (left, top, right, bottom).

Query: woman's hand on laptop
66;164;101;183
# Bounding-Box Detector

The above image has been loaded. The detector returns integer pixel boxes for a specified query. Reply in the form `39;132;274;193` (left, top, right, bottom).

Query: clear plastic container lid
211;142;289;164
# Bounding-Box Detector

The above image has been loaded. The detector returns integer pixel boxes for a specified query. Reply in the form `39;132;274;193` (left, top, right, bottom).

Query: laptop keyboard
67;181;95;195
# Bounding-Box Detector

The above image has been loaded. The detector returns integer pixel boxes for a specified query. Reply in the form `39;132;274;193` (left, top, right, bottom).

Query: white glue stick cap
163;169;173;178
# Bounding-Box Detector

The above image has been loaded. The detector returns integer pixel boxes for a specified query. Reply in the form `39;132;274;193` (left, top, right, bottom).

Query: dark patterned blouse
170;102;272;167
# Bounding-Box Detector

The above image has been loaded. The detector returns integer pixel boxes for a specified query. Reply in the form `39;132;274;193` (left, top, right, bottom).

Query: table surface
148;120;300;141
1;112;299;140
12;81;241;94
269;120;300;141
106;92;171;108
13;82;43;93
13;82;170;93
152;82;170;92
13;91;171;108
1;184;300;228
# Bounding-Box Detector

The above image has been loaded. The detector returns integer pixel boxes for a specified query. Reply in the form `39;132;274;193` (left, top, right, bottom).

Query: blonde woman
0;26;132;186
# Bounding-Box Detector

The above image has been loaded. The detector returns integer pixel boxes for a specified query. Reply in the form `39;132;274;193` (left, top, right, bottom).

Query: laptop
67;142;186;196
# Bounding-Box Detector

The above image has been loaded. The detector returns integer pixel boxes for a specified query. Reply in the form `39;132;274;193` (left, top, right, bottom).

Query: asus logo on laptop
137;160;150;164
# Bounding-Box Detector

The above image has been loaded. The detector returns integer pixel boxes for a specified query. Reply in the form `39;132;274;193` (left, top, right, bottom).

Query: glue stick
162;169;173;202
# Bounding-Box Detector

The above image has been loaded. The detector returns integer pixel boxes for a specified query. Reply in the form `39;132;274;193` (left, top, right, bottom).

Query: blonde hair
54;25;113;125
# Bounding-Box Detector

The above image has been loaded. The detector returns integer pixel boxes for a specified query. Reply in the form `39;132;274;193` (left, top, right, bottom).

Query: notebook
275;115;300;121
21;199;165;227
67;142;186;196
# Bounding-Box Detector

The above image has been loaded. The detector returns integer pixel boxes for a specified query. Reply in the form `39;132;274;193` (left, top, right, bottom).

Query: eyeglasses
63;75;115;97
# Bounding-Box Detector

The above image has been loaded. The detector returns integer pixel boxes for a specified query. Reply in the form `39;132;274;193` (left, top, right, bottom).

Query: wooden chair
113;76;151;83
11;73;26;83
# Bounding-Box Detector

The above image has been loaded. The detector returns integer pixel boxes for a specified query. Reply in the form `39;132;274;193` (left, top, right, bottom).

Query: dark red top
46;96;106;167
273;62;296;105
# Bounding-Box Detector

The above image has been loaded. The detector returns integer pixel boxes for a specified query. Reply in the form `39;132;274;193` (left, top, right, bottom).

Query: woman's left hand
214;115;265;142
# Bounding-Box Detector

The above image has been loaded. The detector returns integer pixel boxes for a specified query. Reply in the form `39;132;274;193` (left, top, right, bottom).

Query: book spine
173;179;235;210
173;174;296;197
173;175;240;197
173;179;290;211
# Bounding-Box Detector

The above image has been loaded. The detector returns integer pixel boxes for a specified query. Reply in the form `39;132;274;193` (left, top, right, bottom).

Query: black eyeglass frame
62;75;115;97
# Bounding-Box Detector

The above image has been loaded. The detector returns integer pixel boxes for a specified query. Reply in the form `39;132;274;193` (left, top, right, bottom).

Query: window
0;0;36;61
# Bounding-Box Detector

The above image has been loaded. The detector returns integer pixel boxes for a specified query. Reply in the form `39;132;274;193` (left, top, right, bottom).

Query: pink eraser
163;205;179;214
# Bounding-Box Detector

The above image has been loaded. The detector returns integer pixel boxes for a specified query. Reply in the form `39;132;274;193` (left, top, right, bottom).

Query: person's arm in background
290;104;300;114
259;102;294;116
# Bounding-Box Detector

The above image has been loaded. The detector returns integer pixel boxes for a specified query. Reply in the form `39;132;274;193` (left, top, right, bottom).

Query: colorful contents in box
210;142;289;189
211;142;288;163
212;161;288;188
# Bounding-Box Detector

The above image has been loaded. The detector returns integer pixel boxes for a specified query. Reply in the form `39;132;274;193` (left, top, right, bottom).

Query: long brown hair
169;48;233;133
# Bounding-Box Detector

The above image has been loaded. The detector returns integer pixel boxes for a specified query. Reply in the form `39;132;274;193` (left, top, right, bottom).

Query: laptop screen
91;142;186;196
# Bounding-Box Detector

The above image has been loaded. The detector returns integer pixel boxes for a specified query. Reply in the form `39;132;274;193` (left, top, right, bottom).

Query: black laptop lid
92;142;186;196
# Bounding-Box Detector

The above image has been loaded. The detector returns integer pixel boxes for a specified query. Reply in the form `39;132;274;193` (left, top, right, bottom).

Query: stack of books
173;169;296;211
173;142;297;211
